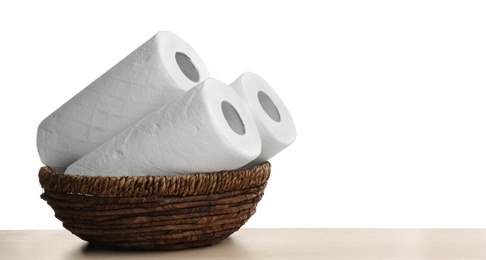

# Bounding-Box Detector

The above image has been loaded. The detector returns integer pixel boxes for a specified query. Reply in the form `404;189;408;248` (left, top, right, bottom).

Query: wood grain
1;229;486;259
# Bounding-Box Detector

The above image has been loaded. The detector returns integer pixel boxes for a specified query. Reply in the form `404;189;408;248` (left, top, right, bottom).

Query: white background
1;0;486;229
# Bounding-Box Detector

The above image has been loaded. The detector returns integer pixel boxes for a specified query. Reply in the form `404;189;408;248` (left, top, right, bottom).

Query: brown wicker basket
39;162;271;250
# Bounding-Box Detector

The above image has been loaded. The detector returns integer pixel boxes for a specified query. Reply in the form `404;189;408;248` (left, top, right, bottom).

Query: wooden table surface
2;229;486;259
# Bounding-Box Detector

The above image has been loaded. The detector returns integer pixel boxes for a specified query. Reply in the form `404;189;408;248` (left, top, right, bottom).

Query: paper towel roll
37;31;210;171
65;78;261;176
230;72;296;167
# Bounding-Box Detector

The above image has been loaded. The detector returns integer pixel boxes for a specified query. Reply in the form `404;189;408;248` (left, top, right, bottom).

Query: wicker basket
39;162;271;250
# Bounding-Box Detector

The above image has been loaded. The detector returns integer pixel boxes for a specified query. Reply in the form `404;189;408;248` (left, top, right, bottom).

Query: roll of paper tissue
230;72;296;167
65;78;261;176
37;32;210;171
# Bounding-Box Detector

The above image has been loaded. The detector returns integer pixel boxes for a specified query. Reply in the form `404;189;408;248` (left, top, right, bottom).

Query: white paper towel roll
230;72;296;167
37;31;210;171
65;78;261;176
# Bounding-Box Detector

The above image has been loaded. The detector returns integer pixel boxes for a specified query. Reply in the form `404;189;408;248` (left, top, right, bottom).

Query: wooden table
2;229;486;259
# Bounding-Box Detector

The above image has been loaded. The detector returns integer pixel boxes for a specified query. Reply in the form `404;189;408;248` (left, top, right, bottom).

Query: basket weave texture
39;162;271;250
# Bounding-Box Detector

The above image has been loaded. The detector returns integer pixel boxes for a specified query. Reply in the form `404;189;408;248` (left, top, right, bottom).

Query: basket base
82;228;238;251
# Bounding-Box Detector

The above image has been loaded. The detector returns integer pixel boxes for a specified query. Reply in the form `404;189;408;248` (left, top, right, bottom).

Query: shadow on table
68;237;246;259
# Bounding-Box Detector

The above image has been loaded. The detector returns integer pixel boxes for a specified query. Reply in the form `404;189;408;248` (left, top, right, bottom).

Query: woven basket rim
39;162;271;197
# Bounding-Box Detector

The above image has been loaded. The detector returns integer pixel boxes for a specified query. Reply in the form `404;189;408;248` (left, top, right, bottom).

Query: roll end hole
175;52;200;83
258;91;281;122
221;101;246;135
